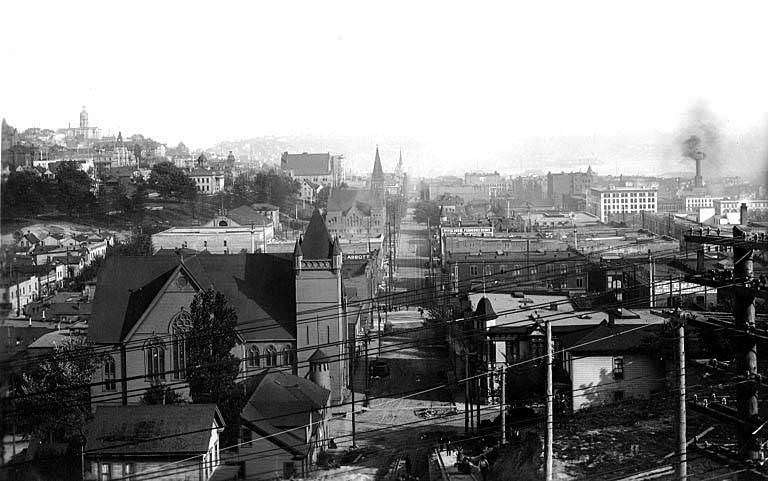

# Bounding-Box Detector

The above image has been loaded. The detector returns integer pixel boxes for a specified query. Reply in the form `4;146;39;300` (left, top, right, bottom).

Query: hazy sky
2;1;767;174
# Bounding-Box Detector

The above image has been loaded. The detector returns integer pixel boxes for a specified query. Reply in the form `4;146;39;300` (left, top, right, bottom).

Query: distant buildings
587;186;658;223
191;168;225;194
280;152;344;187
57;106;101;141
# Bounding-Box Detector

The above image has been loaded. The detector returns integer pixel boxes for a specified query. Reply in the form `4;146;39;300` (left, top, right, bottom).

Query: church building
89;211;351;406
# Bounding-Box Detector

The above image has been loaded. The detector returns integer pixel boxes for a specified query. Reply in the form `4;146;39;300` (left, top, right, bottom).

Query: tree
149;161;197;200
12;336;102;443
232;171;299;210
141;381;184;405
186;289;240;403
414;200;441;225
55;161;95;217
1;170;47;216
187;289;242;444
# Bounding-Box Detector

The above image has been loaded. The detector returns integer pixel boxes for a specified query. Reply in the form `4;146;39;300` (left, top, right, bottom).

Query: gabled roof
90;254;298;344
225;205;272;226
281;152;332;176
90;256;179;343
474;296;498;322
241;371;330;457
86;404;223;456
301;210;333;259
372;146;384;181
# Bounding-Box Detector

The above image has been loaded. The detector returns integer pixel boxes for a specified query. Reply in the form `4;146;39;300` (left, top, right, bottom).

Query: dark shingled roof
90;253;297;344
241;371;330;457
281;152;331;176
301;211;333;259
90;256;179;343
566;324;660;353
86;404;223;456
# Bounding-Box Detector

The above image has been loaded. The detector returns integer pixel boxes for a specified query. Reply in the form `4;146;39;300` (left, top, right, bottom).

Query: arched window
170;311;192;380
265;345;278;366
103;356;116;392
282;345;293;365
247;346;260;368
145;338;165;381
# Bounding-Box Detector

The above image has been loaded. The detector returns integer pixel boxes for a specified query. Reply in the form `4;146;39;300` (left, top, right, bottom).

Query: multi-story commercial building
684;196;723;211
713;199;768;216
547;168;594;207
588;186;658;223
443;249;588;294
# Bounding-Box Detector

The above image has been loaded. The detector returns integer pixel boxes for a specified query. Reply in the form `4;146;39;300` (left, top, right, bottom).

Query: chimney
740;203;748;225
694;157;703;188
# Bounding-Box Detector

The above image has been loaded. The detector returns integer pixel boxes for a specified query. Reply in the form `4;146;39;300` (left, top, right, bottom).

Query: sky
2;1;768;176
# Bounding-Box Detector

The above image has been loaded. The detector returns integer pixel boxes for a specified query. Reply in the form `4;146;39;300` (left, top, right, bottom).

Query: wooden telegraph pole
677;314;687;480
545;317;554;481
733;225;759;464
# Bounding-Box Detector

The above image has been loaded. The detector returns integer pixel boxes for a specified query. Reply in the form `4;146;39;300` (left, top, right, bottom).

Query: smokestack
683;136;705;188
740;203;748;225
695;157;703;188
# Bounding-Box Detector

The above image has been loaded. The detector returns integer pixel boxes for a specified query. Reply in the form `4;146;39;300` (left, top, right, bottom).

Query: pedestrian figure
478;456;489;481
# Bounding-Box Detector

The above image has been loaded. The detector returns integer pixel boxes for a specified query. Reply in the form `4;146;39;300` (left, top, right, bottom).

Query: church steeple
372;146;384;181
371;145;385;196
395;149;403;177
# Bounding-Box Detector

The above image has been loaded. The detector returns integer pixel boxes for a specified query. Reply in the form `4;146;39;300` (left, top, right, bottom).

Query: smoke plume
678;100;722;175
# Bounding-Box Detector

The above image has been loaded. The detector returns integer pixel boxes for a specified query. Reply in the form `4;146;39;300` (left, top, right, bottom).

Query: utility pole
733;225;759;464
465;353;470;435
649;250;655;308
545;316;553;481
350;329;357;448
677;317;687;481
500;366;506;444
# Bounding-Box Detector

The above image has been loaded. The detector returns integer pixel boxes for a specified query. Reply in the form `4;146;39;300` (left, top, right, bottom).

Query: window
103;356;116;391
613;356;624;380
266;345;278;366
576;277;583;288
247;346;260;368
470;265;479;276
283;462;296;479
100;463;111;481
123;463;134;479
170;311;191;380
282;345;293;365
223;240;227;247
327;325;331;344
145;338;165;381
530;336;545;359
